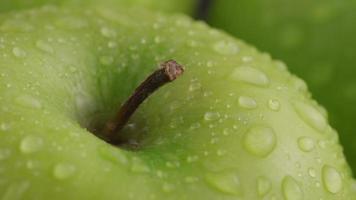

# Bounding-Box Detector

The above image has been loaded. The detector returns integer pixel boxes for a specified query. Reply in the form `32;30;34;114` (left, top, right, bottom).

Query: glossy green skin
0;5;354;200
0;0;198;15
207;0;356;173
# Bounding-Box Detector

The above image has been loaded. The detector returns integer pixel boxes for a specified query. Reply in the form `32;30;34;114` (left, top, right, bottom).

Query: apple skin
0;0;198;15
207;0;356;173
0;5;355;200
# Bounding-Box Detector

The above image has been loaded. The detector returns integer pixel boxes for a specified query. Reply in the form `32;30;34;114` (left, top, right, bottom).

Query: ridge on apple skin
0;4;354;200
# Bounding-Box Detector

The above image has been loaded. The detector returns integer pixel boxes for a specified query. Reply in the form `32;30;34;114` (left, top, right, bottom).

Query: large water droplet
205;172;242;196
204;112;220;121
294;101;327;132
15;95;42;109
257;176;271;196
243;126;276;157
268;99;281;111
231;66;269;86
297;137;315;152
238;96;257;109
12;47;26;58
213;40;239;55
20;136;43;154
322;165;342;194
36;40;54;53
53;163;76;180
282;176;303;200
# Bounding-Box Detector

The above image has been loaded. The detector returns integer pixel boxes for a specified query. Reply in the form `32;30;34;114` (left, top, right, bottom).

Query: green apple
0;0;198;15
0;4;355;200
207;0;356;172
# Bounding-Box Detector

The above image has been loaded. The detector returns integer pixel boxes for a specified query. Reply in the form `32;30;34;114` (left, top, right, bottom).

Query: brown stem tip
103;60;184;142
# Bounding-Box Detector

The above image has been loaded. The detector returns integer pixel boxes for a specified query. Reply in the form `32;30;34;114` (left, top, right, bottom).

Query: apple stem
102;60;184;142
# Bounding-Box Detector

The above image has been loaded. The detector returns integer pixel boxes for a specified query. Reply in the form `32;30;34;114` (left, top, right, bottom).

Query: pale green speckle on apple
0;4;355;200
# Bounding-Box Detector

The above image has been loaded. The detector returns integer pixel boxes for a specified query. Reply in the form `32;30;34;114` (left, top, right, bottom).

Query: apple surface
207;0;356;173
0;5;355;200
0;0;198;15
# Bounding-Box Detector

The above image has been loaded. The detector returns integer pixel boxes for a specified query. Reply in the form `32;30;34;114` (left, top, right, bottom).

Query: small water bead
308;168;317;178
2;181;30;200
186;155;199;163
0;149;11;161
35;40;54;53
238;96;257;109
216;149;227;156
189;82;202;92
231;66;269;86
53;163;76;180
107;41;117;48
204;112;220;121
185;176;199;183
205;172;242;196
15;95;42;109
268;99;281;111
131;157;150;173
257;176;271;196
98;146;128;165
293;101;327;132
100;27;116;38
99;56;114;66
162;183;175;193
297;137;315;152
322;165;342;194
243;126;276;157
282;176;303;200
12;47;27;58
213;40;239;55
20;136;43;154
0;123;11;131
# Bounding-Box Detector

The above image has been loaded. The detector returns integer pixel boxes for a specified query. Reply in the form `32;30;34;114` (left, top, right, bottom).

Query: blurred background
197;0;356;175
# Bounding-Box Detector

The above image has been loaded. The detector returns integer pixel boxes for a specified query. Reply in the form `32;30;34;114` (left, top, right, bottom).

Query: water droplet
282;176;303;200
185;176;198;183
36;40;53;53
99;56;114;66
12;47;26;58
108;41;117;48
268;99;280;111
216;149;226;156
20;136;43;154
154;36;161;44
98;146;128;165
322;165;342;194
297;137;315;152
0;149;11;161
257;176;271;196
308;167;316;178
162;183;175;192
186;155;199;163
238;96;257;109
2;181;30;200
0;123;11;131
189;82;202;92
100;27;116;38
205;172;242;195
243;126;276;157
15;95;42;109
204;112;220;121
53;163;76;180
213;40;239;55
293;101;327;132
131;157;150;173
231;66;269;86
